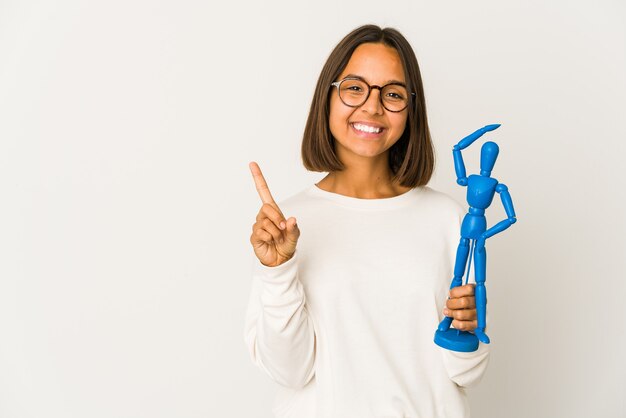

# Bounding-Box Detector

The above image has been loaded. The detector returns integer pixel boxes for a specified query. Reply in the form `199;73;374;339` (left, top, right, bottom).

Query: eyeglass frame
330;76;416;113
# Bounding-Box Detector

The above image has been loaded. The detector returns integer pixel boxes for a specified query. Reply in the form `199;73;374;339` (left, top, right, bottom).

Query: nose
360;87;384;115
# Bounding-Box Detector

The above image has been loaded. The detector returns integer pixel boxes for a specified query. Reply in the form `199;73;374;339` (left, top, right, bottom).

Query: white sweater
244;184;490;418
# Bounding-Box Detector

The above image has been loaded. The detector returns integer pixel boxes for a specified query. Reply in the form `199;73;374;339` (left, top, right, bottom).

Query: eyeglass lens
338;79;409;112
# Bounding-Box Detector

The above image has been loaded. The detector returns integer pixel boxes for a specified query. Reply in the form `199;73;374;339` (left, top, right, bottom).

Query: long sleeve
440;341;490;388
243;250;316;389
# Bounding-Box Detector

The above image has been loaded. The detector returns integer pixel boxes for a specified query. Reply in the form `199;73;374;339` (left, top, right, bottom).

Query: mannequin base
434;329;479;352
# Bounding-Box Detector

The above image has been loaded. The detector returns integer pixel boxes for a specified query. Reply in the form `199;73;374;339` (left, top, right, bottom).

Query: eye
386;92;403;99
383;85;407;102
342;82;365;93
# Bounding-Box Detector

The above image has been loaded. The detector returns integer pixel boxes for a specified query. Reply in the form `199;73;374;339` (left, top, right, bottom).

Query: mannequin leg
474;241;490;344
437;238;470;332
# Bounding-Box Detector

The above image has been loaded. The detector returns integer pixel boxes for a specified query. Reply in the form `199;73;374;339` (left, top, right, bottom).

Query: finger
260;218;284;244
250;227;273;247
446;296;476;310
284;217;300;238
256;203;287;230
249;161;276;205
449;283;475;299
452;319;477;332
444;307;476;321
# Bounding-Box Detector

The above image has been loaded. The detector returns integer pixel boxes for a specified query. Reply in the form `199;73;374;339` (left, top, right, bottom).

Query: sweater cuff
254;251;299;292
440;340;490;388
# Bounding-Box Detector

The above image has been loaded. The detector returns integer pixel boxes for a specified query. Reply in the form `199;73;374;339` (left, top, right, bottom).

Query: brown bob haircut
301;24;435;188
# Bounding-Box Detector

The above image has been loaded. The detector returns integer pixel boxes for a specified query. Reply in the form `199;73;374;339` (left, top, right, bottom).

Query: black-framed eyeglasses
330;76;415;113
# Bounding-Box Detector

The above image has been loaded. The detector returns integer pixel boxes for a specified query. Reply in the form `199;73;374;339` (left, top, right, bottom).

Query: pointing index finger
249;161;276;205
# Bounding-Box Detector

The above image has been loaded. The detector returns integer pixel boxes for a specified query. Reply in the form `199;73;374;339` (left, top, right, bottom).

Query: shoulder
275;185;316;213
414;187;466;241
419;186;467;223
422;186;465;213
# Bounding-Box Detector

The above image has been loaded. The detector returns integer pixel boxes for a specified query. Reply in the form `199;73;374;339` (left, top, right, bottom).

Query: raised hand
249;162;300;267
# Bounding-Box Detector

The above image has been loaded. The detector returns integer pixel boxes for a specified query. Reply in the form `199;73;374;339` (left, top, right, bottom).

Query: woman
245;24;489;418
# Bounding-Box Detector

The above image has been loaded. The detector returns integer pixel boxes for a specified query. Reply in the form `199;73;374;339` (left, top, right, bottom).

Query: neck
317;162;409;199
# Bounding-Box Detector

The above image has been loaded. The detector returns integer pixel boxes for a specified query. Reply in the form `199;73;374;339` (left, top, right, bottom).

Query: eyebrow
343;73;407;86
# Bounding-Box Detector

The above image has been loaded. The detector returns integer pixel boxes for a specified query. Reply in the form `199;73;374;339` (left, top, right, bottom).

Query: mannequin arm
481;183;517;241
453;145;468;186
457;124;501;150
453;124;501;186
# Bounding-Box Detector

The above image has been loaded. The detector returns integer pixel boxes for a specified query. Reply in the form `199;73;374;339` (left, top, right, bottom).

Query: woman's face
329;42;408;165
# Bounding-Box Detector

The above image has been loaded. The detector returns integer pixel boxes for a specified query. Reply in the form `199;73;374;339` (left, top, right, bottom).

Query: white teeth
353;123;382;134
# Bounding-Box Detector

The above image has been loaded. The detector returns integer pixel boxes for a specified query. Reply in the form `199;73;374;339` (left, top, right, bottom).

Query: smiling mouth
351;123;383;134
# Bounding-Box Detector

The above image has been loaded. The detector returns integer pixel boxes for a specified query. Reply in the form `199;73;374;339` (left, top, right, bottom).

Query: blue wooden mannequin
434;124;517;352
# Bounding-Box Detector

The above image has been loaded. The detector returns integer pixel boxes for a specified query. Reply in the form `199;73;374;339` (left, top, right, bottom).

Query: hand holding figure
249;162;300;267
443;284;478;332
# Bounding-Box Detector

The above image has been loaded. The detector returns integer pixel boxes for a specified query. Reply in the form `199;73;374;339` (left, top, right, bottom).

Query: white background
1;0;625;417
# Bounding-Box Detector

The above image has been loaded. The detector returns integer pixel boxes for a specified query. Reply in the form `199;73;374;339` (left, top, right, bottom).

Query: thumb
285;217;300;239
